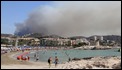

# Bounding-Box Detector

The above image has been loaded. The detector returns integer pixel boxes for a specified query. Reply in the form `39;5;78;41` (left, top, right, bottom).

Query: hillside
68;36;86;40
103;35;121;43
1;33;120;44
1;34;15;37
22;33;64;39
69;35;121;44
23;33;43;38
41;34;64;39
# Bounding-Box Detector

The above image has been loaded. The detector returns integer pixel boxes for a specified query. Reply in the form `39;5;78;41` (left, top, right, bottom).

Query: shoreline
1;51;121;69
74;46;121;50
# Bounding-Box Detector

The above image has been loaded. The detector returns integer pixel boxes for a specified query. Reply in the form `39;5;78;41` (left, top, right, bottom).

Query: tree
66;41;71;46
1;38;9;45
11;40;16;46
18;39;28;46
72;44;80;48
78;42;88;46
72;42;88;48
26;40;31;46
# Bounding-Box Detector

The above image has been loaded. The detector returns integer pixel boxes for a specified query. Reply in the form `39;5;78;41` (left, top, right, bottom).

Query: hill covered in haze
1;33;121;44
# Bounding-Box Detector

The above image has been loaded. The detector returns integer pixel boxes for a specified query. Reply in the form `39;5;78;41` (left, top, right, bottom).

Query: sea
27;48;121;63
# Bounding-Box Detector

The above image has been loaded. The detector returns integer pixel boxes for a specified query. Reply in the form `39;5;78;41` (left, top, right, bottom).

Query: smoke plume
14;1;121;37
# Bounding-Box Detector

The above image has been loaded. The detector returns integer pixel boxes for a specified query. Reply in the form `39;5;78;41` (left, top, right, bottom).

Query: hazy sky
1;1;121;37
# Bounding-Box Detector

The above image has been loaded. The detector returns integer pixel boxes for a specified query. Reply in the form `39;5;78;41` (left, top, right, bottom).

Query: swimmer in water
55;52;57;55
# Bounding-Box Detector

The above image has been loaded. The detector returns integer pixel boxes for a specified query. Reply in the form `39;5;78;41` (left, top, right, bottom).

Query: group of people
48;56;59;68
33;51;72;68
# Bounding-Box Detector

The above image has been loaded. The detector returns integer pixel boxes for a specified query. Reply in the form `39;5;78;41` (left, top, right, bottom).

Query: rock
86;64;92;69
93;62;107;68
72;58;81;61
61;56;121;69
82;67;86;69
82;57;93;60
112;62;121;69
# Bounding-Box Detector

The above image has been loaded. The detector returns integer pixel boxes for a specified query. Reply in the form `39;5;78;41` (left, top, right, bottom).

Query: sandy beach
1;51;121;69
1;51;61;69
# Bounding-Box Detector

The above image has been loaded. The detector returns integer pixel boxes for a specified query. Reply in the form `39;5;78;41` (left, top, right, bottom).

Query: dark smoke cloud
14;1;121;37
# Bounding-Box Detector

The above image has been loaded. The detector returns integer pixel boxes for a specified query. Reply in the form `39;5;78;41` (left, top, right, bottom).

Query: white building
94;36;97;41
101;36;103;40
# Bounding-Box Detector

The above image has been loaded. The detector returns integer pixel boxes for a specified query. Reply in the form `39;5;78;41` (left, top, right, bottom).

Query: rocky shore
57;56;121;69
74;46;121;50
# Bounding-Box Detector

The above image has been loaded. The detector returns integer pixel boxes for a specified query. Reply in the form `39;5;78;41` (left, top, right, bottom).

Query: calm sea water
28;49;121;63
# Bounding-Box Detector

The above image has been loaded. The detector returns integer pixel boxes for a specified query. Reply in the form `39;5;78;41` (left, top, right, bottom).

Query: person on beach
34;53;36;58
54;56;59;67
68;57;71;62
36;54;39;61
34;53;39;61
25;55;29;61
48;57;52;68
22;48;24;52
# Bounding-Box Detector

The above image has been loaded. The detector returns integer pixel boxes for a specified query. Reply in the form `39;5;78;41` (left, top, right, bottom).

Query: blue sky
1;1;53;34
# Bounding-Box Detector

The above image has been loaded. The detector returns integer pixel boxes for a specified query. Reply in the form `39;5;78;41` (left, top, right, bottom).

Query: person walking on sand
54;56;59;67
34;53;39;61
36;54;39;61
34;53;36;59
48;57;52;68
